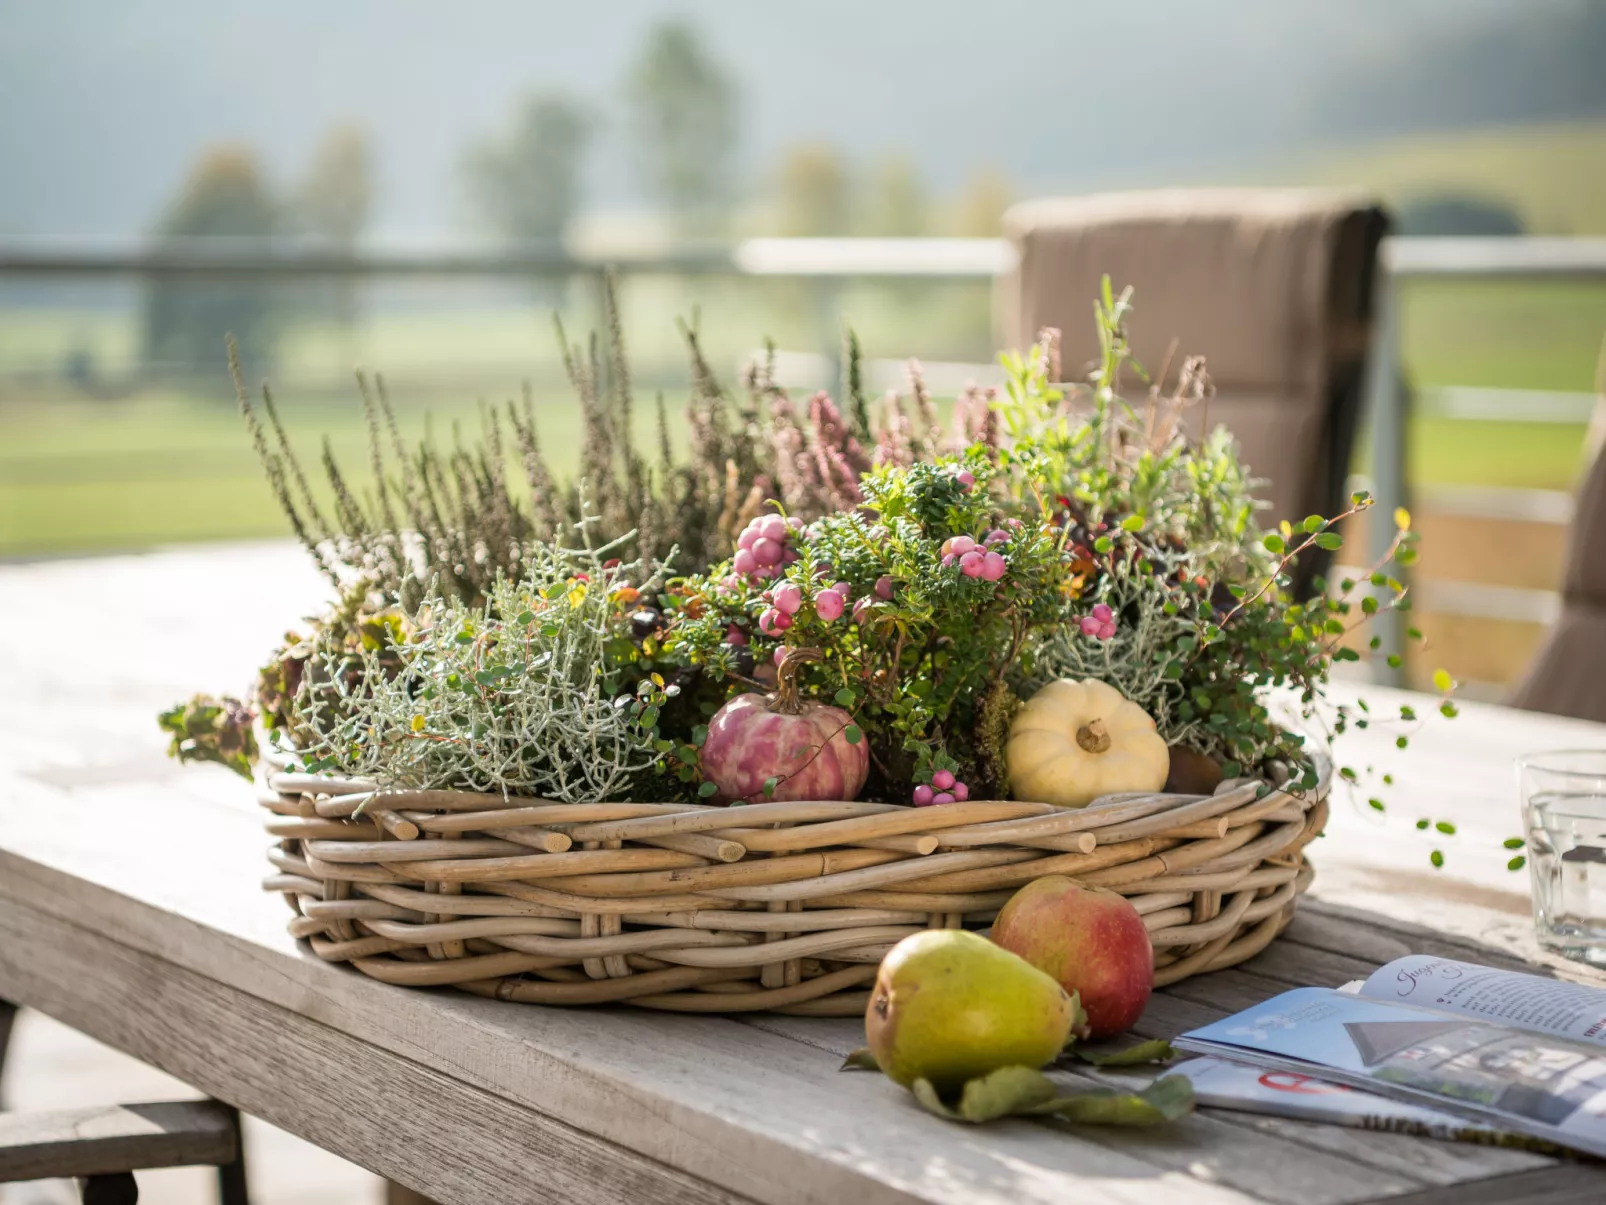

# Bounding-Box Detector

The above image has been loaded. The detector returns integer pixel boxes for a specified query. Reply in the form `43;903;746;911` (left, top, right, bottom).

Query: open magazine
1175;954;1606;1156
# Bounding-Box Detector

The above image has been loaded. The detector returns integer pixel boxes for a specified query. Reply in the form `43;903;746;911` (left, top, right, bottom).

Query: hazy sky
0;0;1585;238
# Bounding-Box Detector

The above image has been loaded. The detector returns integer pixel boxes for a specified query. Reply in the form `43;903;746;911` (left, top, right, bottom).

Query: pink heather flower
952;782;970;801
815;589;845;621
959;550;986;578
772;582;803;615
758;514;789;543
932;791;956;805
941;535;977;558
979;551;1007;581
956;470;975;491
932;769;955;790
985;529;1010;546
737;526;760;552
874;575;895;600
911;784;934;806
733;549;758;577
725;624;747;646
852;596;874;622
751;537;783;567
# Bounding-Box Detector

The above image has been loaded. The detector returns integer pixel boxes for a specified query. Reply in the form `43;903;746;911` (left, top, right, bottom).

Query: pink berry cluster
912;768;970;807
758;578;853;637
732;514;803;581
939;531;1008;581
1079;602;1117;640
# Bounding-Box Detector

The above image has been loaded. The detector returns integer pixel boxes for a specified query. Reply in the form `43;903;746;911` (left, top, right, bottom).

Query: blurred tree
862;156;926;237
142;147;280;384
953;168;1012;237
625;20;737;233
297;125;372;245
465;94;589;243
774;144;852;236
295;125;373;331
1396;194;1525;237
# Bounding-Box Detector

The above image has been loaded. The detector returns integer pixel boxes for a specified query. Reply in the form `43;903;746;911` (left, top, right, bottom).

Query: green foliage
286;524;673;801
158;693;259;780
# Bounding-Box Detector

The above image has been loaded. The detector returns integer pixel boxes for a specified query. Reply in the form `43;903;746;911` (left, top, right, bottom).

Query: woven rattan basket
260;757;1329;1016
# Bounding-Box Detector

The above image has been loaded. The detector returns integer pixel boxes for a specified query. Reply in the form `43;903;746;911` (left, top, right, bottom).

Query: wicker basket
260;758;1329;1016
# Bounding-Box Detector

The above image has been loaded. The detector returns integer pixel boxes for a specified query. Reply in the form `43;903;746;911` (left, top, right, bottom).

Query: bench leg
78;1172;139;1205
386;1182;442;1205
216;1104;251;1205
0;997;15;1085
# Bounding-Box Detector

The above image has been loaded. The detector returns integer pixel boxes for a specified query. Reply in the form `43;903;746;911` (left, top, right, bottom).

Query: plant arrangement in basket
169;279;1456;828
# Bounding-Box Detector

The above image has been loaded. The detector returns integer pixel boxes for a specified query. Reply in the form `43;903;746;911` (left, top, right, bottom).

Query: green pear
865;929;1076;1092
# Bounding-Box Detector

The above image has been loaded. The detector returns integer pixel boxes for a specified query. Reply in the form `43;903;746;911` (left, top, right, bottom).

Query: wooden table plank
5;543;1606;1204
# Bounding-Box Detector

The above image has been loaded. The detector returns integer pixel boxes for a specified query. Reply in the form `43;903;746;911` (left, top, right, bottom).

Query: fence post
1363;262;1408;687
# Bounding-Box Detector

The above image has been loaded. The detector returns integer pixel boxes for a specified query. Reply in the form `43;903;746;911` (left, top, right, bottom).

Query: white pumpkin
1006;678;1169;808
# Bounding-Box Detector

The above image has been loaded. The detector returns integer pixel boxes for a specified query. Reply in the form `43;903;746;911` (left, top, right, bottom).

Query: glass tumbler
1521;750;1606;966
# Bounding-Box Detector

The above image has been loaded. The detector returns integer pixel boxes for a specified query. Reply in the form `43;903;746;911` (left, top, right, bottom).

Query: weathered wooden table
3;543;1606;1205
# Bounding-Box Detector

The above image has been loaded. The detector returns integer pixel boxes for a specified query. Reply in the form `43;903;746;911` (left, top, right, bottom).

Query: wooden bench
0;1001;247;1204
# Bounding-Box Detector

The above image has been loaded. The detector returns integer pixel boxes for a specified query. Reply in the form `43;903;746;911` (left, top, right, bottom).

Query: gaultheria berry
980;550;1007;581
737;526;760;552
911;784;934;806
773;646;788;666
1079;615;1102;637
1091;602;1114;622
932;769;955;790
833;581;852;597
941;535;977;558
782;548;801;564
759;607;784;635
942;554;956;568
852;597;874;622
786;516;804;531
985;528;1010;545
959;550;986;578
725;624;747;645
733;549;758;576
758;515;789;543
956;470;975;491
952;782;970;801
772;582;803;615
751;537;783;567
773;611;792;630
874;575;895;600
932;791;956;805
815;589;845;621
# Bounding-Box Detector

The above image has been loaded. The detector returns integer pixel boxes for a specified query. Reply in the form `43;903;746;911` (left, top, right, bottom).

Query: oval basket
260;758;1329;1016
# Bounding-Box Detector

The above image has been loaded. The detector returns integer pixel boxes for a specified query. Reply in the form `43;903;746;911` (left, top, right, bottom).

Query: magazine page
1176;987;1606;1158
1360;955;1606;1047
1173;1057;1511;1142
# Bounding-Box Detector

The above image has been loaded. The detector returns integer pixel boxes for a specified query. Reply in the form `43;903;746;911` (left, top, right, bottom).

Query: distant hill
0;0;1602;238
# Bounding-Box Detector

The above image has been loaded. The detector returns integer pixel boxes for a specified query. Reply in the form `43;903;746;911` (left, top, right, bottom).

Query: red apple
990;875;1153;1038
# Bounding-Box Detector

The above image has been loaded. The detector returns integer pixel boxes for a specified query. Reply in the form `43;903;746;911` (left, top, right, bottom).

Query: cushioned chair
1510;407;1606;722
999;189;1388;594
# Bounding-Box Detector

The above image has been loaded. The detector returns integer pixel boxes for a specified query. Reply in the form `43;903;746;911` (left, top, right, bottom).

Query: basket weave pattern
262;762;1329;1015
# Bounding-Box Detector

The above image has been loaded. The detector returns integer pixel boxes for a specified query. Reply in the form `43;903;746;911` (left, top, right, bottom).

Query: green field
3;268;1604;557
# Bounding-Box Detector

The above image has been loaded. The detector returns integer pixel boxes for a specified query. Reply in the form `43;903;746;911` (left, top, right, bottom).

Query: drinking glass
1521;750;1606;966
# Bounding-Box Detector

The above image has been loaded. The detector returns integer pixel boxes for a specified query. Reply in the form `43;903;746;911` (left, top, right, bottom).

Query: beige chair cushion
1511;424;1606;720
999;188;1384;531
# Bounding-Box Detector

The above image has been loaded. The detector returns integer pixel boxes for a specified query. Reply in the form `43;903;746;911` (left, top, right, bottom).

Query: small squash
1006;679;1169;808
